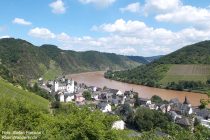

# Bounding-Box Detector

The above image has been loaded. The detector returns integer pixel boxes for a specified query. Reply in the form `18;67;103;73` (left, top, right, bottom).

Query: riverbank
67;71;209;107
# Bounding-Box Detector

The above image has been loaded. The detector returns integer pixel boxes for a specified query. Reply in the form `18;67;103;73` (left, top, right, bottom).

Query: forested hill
0;38;140;84
154;40;210;64
127;55;163;64
105;40;210;93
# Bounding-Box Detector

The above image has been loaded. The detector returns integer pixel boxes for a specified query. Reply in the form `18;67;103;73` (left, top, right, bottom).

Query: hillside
156;41;210;64
127;55;163;64
145;55;164;63
105;41;210;93
0;77;120;139
0;78;49;111
127;56;149;64
0;38;140;83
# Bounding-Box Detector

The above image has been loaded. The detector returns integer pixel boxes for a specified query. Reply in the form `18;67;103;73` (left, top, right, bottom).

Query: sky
1;0;210;56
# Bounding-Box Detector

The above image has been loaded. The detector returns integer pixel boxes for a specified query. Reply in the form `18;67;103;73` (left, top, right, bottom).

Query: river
68;71;209;107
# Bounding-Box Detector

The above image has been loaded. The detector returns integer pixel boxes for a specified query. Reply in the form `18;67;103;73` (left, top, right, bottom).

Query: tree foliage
82;90;92;100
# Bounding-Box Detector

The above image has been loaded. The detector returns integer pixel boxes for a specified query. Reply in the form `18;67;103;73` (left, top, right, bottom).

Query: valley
105;41;210;95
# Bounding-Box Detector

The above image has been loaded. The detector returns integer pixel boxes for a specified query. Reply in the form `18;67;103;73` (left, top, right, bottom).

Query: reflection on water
68;71;209;107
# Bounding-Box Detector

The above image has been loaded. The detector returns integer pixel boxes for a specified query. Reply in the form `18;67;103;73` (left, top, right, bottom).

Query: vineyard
160;64;210;84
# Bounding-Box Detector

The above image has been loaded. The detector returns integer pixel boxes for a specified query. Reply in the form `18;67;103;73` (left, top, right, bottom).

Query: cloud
93;19;148;33
49;0;66;14
155;5;210;26
65;19;210;56
12;18;32;25
57;32;71;41
120;2;141;13
0;35;10;39
79;0;116;8
119;47;137;55
28;27;55;39
27;19;210;56
144;0;181;14
142;0;210;29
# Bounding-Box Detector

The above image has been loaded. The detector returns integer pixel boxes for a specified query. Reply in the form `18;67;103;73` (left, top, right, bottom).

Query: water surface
68;71;209;107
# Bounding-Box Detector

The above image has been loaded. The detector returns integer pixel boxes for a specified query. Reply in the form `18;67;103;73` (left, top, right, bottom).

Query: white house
65;93;75;102
53;79;75;93
116;90;123;96
105;88;123;96
58;92;65;102
138;98;152;105
98;102;112;113
91;92;99;100
66;81;74;93
89;86;97;92
112;120;125;130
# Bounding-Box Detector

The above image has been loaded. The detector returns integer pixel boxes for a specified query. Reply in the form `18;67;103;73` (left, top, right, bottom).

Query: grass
0;78;49;111
160;64;210;85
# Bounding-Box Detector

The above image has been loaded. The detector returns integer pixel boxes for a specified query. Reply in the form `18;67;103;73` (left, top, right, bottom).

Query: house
193;108;210;120
147;104;159;110
159;104;171;113
57;92;75;102
75;94;85;104
64;93;74;102
111;94;126;106
175;117;194;131
58;92;65;102
138;98;151;105
170;97;193;115
105;88;123;96
91;91;100;100
53;78;75;93
47;80;54;87
124;90;137;99
169;98;180;105
88;86;97;92
38;77;43;85
193;108;210;128
98;102;112;112
168;111;182;122
124;98;135;107
112;120;125;130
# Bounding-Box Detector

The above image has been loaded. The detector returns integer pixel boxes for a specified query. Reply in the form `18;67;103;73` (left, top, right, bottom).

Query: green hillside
0;38;140;83
0;78;49;111
0;76;136;139
160;64;210;84
105;41;210;93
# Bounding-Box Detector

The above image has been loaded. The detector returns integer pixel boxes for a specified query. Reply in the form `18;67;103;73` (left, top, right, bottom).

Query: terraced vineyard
160;64;210;85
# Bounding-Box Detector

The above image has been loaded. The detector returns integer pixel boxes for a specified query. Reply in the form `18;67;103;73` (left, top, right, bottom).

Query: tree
82;90;91;100
206;79;210;84
133;107;170;132
151;95;163;104
199;99;208;109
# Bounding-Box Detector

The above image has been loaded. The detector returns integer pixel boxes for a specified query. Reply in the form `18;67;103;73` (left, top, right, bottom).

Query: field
160;64;210;85
0;78;49;111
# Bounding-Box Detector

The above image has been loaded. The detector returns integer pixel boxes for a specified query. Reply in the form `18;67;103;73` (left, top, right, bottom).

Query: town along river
68;71;209;107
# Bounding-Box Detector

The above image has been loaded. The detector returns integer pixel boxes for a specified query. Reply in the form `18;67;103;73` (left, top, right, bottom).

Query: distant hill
127;55;163;64
105;41;210;93
0;38;140;83
145;55;163;63
127;56;149;64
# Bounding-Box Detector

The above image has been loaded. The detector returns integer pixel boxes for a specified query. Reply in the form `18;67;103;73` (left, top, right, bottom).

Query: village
38;76;210;131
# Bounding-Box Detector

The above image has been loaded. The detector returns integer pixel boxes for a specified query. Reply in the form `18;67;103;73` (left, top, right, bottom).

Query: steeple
183;96;190;105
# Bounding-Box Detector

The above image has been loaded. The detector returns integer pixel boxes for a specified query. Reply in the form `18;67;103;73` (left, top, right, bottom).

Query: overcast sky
1;0;210;56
